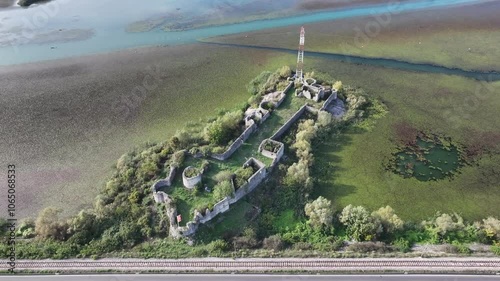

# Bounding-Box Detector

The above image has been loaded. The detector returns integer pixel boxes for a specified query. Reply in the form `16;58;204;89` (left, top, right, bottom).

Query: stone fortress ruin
151;75;341;238
150;26;345;238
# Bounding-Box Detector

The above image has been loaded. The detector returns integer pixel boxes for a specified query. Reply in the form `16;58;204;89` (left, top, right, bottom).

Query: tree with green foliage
137;159;158;180
35;208;68;241
317;111;334;127
67;210;100;245
340;205;382;241
372;205;404;234
278;65;292;78
285;119;318;191
213;180;234;202
333;80;343;92
304;196;334;229
204;110;242;145
171;150;185;168
423;213;465;236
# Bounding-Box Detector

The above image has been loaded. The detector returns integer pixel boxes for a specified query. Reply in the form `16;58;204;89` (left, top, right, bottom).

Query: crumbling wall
151;166;177;192
231;165;267;203
320;89;338;111
270;105;308;140
211;121;257;161
282;81;294;96
173;158;267;236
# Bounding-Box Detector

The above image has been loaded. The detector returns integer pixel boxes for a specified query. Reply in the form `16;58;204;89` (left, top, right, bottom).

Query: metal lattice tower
296;26;305;82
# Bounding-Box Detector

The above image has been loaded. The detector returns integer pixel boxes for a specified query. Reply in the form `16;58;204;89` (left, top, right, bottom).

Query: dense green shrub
451;241;472;254
421;212;473;243
278;66;292;78
213;170;234;183
213;180;234;202
232;228;259;250
282;221;335;245
333;80;343;92
304;196;334;229
16;218;36;239
2;240;80;259
372;206;404;237
66;210;100;245
481;217;500;242
491;243;500;256
392;237;411;253
171;150;186;168
234;166;254;188
263;235;284;251
207;239;229;255
137;159;158;180
184;167;200;178
204;110;242;145
340;205;382;242
35;208;69;241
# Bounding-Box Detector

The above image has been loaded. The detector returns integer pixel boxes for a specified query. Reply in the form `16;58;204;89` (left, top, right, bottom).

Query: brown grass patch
393;121;418;146
464;130;500;159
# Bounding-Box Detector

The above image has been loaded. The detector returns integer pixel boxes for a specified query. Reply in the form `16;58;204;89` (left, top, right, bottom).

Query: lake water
0;0;489;66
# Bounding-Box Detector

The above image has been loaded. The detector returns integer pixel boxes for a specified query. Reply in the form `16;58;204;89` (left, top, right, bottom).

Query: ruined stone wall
211;121;257;161
259;111;271;124
270;104;308;141
151;166;177;193
283;81;295;95
320;89;338;111
230;165;267;204
191;197;232;228
172;158;267;237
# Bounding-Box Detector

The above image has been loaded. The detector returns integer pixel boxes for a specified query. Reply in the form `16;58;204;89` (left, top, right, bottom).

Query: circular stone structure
182;166;202;189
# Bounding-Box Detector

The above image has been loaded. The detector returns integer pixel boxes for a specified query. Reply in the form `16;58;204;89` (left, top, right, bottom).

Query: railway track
8;259;500;271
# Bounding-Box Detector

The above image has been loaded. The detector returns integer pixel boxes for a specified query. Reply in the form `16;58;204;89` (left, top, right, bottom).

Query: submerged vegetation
389;135;465;181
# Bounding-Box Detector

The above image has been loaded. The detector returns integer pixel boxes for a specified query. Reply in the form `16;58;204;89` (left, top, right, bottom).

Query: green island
1;66;499;260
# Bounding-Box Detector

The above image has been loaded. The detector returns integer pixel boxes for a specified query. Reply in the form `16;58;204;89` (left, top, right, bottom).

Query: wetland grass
206;1;500;72
310;56;500;221
0;45;293;218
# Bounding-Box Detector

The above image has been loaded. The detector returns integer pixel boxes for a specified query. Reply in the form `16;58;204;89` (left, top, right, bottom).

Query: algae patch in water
390;136;464;181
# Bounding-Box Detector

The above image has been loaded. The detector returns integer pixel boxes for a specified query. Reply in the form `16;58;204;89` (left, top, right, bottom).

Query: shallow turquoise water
0;0;487;65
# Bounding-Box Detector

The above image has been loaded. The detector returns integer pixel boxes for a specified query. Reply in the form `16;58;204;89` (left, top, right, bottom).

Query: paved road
1;275;499;281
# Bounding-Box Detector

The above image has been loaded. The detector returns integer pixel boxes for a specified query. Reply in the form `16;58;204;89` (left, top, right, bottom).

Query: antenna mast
296;26;305;82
